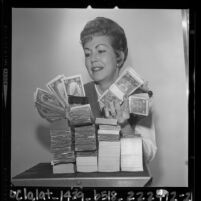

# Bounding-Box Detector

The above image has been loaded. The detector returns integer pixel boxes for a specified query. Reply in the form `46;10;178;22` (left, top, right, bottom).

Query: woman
80;17;157;163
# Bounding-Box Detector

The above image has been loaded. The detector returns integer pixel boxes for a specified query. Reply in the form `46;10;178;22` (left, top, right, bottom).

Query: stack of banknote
95;118;121;172
97;124;121;141
120;135;143;172
74;125;97;152
69;104;94;126
76;151;98;172
50;119;75;173
34;67;152;173
98;141;120;172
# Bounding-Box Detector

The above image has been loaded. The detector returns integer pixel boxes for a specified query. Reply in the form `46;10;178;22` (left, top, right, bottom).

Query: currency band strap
68;95;89;104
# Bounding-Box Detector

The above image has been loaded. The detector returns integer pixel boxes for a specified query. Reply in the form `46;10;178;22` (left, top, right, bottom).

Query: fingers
114;98;130;125
104;102;116;118
104;106;110;118
148;97;153;110
109;101;116;117
114;100;121;119
121;97;130;121
140;81;149;93
123;96;129;111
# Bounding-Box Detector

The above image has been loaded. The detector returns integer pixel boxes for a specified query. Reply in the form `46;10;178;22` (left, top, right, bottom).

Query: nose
90;52;99;63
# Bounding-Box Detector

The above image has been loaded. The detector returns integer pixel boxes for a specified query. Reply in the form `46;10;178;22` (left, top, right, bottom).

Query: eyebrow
84;44;109;51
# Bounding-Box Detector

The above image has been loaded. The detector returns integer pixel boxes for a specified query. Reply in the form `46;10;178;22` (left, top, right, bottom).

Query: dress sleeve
121;102;157;163
134;109;157;163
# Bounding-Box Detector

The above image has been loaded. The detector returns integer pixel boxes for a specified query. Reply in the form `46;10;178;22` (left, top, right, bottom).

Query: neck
95;70;119;94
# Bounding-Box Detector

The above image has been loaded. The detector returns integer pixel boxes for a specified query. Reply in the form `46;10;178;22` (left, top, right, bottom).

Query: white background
12;8;188;186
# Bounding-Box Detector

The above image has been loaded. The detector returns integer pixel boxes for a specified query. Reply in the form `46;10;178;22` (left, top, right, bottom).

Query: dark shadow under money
35;124;51;151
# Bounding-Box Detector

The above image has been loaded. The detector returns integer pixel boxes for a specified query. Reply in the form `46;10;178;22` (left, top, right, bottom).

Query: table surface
12;163;152;187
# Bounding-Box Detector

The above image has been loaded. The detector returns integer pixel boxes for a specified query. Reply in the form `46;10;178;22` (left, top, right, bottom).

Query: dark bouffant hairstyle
80;17;128;68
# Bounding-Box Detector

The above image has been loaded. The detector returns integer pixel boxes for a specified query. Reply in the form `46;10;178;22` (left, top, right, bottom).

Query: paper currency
98;141;120;172
115;67;144;95
120;136;143;171
34;88;64;111
98;130;120;141
51;130;72;151
62;75;85;97
52;163;75;174
68;95;88;105
98;89;122;109
50;128;75;165
69;104;94;126
46;75;68;108
99;125;121;130
99;67;144;107
76;151;98;172
129;93;149;116
98;123;120;142
97;119;121;171
35;102;66;122
95;118;118;126
74;125;96;151
34;74;88;123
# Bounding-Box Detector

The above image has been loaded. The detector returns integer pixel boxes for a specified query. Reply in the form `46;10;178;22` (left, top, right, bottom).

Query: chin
90;75;105;83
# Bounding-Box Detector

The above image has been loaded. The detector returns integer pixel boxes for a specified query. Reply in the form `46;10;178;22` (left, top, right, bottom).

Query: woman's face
83;35;119;85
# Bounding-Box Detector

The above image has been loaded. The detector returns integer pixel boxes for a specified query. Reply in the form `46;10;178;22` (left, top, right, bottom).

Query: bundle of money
74;124;97;172
50;122;75;173
50;130;73;153
34;88;66;122
96;118;120;141
120;135;143;172
76;151;98;172
34;74;86;123
68;95;89;105
98;141;120;172
74;125;97;152
69;104;94;126
95;118;121;172
98;67;144;110
98;125;121;141
129;93;149;116
95;118;118;126
52;163;75;174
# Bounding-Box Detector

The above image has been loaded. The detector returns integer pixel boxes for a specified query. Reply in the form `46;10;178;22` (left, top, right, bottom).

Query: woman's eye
84;53;90;57
98;50;106;54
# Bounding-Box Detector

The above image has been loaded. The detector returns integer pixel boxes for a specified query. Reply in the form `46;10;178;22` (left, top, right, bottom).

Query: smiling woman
80;17;157;168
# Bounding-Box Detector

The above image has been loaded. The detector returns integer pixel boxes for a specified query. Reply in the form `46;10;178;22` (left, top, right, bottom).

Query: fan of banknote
98;66;153;117
34;74;86;123
34;67;153;122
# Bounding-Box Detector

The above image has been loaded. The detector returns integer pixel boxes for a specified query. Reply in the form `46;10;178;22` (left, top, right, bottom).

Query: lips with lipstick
91;63;104;73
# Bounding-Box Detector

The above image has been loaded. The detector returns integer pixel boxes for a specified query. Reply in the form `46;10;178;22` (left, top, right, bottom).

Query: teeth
92;67;103;71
